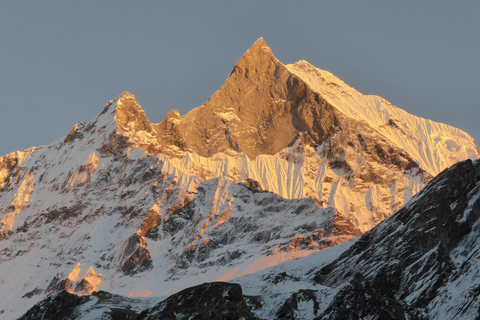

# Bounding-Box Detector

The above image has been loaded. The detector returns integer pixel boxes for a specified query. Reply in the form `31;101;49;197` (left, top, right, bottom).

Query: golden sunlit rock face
116;38;345;160
65;262;102;296
0;148;36;238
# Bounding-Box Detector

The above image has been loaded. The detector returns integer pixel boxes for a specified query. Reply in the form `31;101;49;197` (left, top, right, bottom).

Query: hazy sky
1;1;479;157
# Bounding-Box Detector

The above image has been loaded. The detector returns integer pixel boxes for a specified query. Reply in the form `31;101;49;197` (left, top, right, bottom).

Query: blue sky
1;1;479;157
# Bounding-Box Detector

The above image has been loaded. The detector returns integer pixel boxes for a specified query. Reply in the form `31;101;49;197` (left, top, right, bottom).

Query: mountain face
19;158;480;319
1;38;479;318
312;158;480;320
231;158;480;320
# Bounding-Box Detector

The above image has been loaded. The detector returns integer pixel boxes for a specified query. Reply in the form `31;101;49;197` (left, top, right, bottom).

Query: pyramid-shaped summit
126;37;360;160
230;37;277;77
112;38;478;171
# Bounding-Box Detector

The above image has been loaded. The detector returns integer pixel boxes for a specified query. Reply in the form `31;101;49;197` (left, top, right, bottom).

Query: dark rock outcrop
19;290;90;320
137;282;258;320
313;159;480;318
19;290;140;320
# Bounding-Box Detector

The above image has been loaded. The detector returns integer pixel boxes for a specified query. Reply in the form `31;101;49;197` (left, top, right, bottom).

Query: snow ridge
287;60;479;176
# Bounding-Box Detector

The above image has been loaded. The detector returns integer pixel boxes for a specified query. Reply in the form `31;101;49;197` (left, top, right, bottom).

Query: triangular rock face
118;39;479;170
135;37;331;159
109;39;478;177
159;37;300;159
174;37;343;160
142;38;399;162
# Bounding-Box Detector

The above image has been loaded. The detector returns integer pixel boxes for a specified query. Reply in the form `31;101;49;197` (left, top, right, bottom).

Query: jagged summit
101;39;478;174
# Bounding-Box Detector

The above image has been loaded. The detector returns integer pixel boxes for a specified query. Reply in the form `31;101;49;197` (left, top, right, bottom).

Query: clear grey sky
1;1;479;157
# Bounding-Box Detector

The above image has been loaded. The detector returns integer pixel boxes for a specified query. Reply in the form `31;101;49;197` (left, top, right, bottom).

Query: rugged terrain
19;158;480;319
0;38;478;318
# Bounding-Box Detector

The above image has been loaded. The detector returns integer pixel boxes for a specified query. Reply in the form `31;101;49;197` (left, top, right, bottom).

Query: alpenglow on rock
111;38;478;232
0;38;478;318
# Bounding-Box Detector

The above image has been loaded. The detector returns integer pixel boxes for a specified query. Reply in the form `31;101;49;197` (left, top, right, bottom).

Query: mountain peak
119;91;136;100
250;37;270;52
108;91;160;154
114;91;147;128
230;38;278;79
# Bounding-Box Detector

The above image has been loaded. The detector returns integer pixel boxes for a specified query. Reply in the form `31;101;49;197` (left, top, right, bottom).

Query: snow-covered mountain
0;106;356;317
1;38;478;318
19;158;480;319
231;158;480;319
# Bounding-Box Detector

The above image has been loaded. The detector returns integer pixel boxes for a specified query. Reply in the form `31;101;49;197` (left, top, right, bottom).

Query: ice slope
115;90;431;233
230;240;356;319
17;240;356;320
227;159;480;319
310;158;480;319
287;60;479;176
